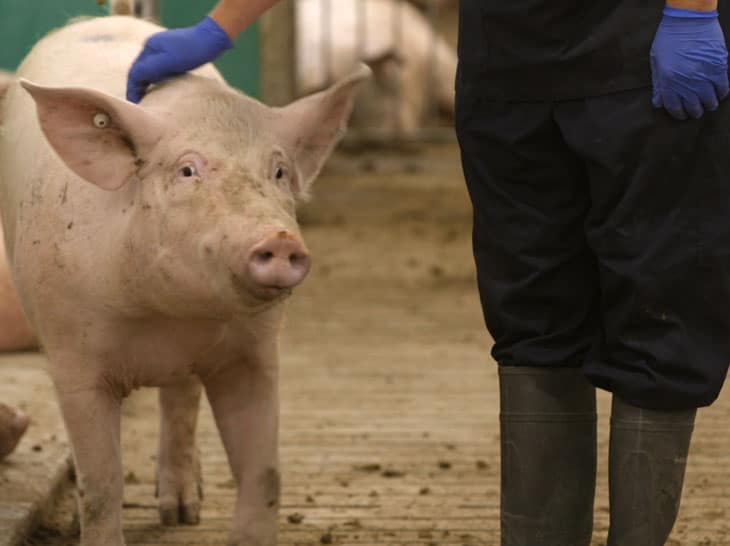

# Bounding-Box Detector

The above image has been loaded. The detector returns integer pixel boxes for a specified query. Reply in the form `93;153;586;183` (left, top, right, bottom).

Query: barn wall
0;0;260;98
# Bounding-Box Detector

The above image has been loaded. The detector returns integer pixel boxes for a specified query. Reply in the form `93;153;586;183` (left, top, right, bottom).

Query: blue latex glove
651;7;729;120
127;16;233;103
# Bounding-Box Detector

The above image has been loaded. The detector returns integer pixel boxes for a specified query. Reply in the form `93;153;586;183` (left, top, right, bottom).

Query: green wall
161;0;260;97
0;0;260;97
0;0;108;71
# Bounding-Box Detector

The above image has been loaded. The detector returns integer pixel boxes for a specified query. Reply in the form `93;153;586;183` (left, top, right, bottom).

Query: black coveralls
456;0;730;410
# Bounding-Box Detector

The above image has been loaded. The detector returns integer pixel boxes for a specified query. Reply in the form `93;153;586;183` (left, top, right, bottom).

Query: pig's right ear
276;65;371;195
20;79;165;191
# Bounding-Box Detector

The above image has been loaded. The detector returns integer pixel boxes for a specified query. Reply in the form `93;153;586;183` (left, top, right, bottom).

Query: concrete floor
4;144;730;545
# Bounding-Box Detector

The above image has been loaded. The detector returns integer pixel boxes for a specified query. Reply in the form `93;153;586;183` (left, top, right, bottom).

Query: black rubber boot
499;366;597;546
607;396;696;546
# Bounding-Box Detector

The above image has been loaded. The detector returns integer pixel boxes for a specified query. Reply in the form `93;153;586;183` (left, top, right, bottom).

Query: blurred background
0;0;459;142
0;0;259;95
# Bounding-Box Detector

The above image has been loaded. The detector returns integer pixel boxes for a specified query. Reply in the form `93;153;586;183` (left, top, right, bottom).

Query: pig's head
20;67;369;316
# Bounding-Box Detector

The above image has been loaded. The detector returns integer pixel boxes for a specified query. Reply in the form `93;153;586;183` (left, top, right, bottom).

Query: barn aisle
17;144;730;546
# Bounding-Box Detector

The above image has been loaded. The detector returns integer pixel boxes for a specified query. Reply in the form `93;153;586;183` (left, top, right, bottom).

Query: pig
296;0;457;135
0;402;29;461
0;72;31;463
0;13;367;546
0;69;11;101
0;221;37;351
0;71;37;351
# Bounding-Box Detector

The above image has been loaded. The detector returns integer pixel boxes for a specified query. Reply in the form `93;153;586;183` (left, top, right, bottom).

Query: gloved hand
126;16;233;103
651;7;729;120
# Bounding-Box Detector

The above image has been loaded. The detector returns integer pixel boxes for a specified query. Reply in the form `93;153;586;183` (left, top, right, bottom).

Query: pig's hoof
158;481;203;526
159;500;201;526
157;449;203;526
0;403;29;461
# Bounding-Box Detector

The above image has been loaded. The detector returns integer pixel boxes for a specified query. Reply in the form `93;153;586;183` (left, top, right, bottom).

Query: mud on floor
24;143;730;545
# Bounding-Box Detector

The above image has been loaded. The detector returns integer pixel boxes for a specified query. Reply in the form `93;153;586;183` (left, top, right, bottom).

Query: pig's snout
247;231;310;291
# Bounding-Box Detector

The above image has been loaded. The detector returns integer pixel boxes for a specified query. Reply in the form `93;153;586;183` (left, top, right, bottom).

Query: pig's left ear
276;65;371;195
20;79;165;191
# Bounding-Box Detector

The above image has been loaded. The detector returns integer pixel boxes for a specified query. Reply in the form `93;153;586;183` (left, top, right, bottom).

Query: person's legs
556;88;730;544
456;95;598;546
456;96;600;369
607;398;695;546
499;367;595;545
558;88;730;409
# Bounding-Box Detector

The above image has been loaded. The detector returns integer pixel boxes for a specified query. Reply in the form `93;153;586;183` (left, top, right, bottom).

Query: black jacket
456;0;729;100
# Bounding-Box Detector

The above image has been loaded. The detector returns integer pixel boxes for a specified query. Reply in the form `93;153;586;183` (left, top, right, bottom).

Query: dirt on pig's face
128;82;309;316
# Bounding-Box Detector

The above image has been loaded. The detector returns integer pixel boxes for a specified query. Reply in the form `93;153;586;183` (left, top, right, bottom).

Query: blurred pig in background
0;221;36;351
0;69;32;462
296;0;457;136
0;402;29;461
0;70;36;352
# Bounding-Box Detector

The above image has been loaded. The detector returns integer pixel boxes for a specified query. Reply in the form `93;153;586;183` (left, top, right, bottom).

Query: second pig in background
296;0;457;137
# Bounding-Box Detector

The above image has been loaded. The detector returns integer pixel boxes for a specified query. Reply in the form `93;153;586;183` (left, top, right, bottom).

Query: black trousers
456;87;730;410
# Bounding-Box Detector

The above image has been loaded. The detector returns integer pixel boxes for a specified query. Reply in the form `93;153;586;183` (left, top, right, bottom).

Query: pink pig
0;71;36;352
0;402;29;461
296;0;457;134
0;14;367;546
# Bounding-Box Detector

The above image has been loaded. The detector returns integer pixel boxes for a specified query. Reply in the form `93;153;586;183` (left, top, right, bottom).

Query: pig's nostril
253;250;275;264
289;252;308;267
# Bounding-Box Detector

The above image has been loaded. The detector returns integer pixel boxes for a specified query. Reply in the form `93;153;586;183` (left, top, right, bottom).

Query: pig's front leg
157;376;203;526
55;381;125;546
204;347;279;546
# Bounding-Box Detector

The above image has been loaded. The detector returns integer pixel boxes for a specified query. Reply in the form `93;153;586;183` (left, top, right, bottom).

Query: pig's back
0;17;162;257
17;16;162;94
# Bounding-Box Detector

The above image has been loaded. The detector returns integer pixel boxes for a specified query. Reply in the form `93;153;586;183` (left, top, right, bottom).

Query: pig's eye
179;165;197;178
270;150;296;192
271;163;290;185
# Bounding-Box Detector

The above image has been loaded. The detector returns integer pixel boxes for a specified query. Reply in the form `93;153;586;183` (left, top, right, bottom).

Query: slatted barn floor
24;145;730;545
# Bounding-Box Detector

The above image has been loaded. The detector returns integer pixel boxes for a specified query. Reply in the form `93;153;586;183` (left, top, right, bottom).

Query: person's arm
666;0;717;10
651;0;728;119
126;0;282;103
209;0;281;40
